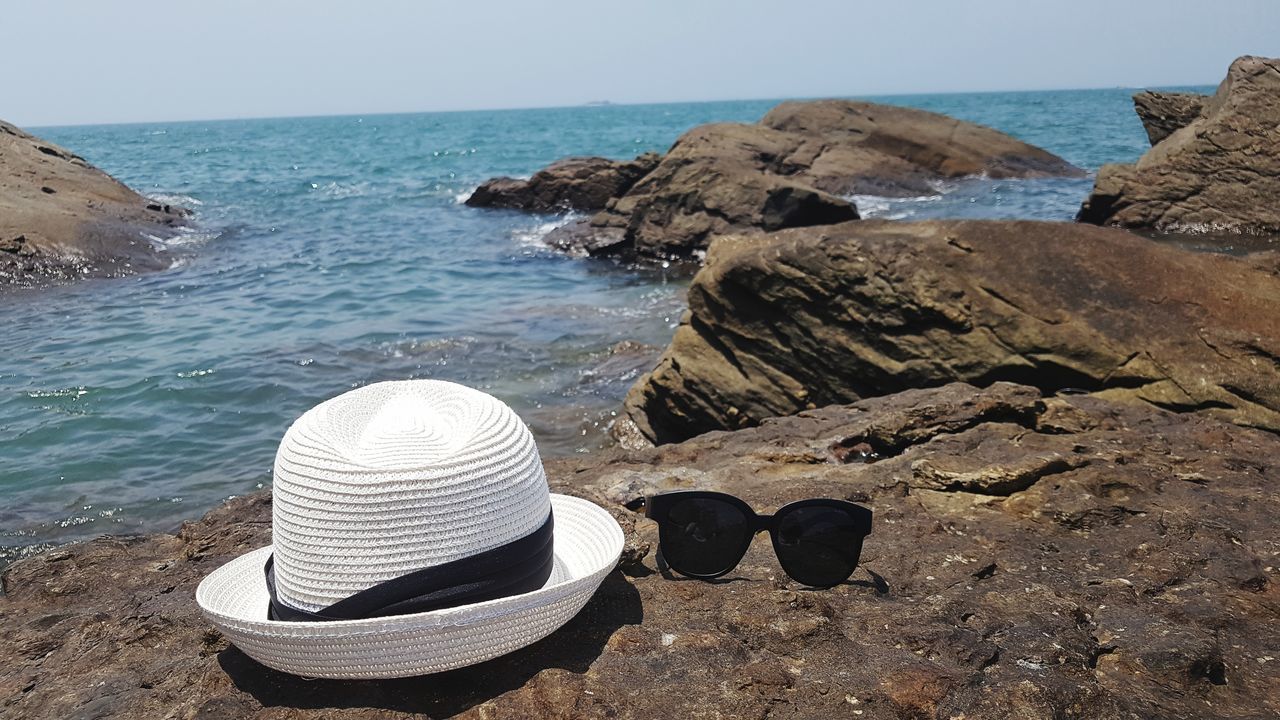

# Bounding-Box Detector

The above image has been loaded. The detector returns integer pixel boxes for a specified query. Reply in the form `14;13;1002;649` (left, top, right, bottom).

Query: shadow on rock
842;567;890;595
217;570;642;716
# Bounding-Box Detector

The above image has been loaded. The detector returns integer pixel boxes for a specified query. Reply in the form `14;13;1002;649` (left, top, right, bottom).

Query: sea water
0;87;1211;561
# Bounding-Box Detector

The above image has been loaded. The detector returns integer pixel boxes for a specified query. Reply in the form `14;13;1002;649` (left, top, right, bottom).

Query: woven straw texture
198;493;621;679
270;380;552;611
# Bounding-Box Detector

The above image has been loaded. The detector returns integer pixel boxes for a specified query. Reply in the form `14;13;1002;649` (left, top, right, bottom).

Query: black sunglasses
644;491;872;587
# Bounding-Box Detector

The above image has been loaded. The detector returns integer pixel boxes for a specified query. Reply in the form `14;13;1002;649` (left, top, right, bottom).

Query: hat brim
196;494;623;679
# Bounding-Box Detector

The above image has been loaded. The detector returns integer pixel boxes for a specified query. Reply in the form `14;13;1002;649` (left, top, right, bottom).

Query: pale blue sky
5;0;1278;127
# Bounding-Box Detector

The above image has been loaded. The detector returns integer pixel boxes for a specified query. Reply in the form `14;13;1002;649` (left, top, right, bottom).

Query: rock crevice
1133;90;1207;146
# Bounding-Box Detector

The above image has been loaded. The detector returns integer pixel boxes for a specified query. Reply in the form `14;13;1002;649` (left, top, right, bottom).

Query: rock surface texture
1132;90;1207;146
0;120;188;286
464;153;660;213
2;383;1278;719
494;99;1081;259
620;220;1280;445
1079;56;1280;234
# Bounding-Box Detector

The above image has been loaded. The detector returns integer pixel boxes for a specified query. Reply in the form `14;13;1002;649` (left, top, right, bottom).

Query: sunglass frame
644;490;872;586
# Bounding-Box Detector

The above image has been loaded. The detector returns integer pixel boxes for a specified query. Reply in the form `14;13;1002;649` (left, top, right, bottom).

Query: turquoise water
1;87;1207;560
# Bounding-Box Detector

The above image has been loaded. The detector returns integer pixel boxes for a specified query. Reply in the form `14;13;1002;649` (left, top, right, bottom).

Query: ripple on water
308;180;369;199
25;387;90;400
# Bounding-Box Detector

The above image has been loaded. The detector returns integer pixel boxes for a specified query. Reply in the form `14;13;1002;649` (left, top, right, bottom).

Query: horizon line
24;80;1219;131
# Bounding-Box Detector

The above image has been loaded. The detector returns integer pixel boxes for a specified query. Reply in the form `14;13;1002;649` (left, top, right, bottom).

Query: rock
0;119;189;287
0;234;35;256
3;383;1278;718
572;122;863;259
619;219;1280;445
465;153;660;213
483;99;1081;260
1132;90;1206;146
543;217;629;257
1079;56;1280;235
756;99;1084;193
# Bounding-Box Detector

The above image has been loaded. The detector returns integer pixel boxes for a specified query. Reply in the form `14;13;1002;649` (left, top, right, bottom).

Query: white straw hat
196;379;623;679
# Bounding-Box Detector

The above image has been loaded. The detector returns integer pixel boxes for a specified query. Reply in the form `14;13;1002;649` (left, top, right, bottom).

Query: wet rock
542;217;629;257
0;119;190;288
0;234;36;256
586;341;662;384
620;219;1280;444
3;383;1278;718
1079;56;1280;235
465;153;660;213
1132;90;1206;146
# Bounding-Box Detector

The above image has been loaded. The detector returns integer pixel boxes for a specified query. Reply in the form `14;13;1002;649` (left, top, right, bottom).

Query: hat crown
270;380;551;612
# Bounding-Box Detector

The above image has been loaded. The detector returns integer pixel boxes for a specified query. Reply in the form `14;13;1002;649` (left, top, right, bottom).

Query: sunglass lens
773;506;864;587
658;497;750;577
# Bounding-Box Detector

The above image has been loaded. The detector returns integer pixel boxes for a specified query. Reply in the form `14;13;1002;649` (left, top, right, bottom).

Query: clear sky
5;0;1278;127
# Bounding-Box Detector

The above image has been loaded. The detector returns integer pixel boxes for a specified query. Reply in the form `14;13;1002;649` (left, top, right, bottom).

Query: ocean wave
455;188;474;204
512;213;581;248
140;224;223;254
309;181;368;199
147;192;203;208
848;192;945;220
0;541;60;570
157;225;223;248
26;387;89;400
176;368;215;378
380;336;478;360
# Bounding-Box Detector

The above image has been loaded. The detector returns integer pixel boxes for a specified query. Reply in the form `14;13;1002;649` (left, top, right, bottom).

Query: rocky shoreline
4;55;1280;718
470;98;1081;261
0;120;188;288
3;383;1277;718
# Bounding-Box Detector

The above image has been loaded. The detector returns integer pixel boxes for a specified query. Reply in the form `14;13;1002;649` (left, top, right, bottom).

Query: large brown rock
3;383;1278;718
1132;90;1207;146
544;99;1081;260
757;99;1084;193
0;120;188;287
464;153;660;213
556;122;862;259
1079;56;1280;234
619;219;1280;445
